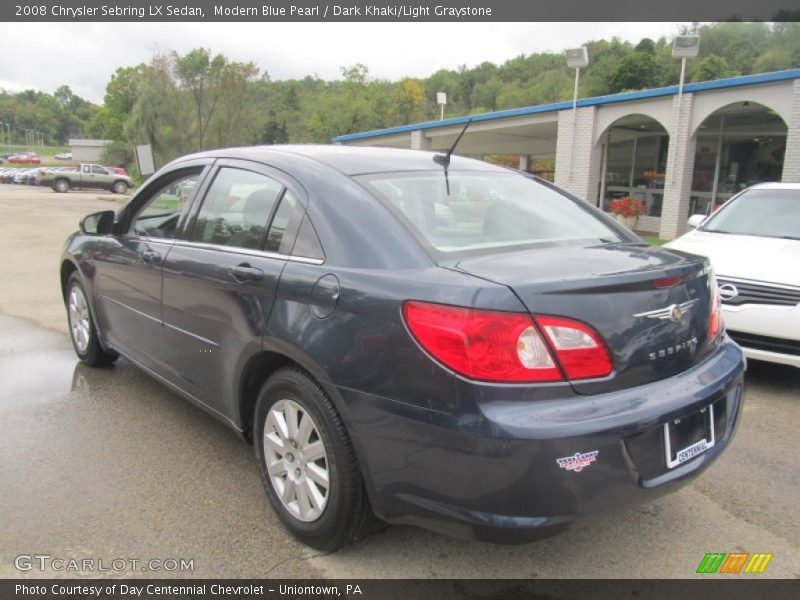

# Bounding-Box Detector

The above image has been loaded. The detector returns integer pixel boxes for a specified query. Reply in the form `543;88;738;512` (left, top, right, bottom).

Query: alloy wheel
68;286;90;353
263;399;330;522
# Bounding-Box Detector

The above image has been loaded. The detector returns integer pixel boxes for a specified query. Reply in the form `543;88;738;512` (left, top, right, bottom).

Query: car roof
746;182;800;191
182;144;508;176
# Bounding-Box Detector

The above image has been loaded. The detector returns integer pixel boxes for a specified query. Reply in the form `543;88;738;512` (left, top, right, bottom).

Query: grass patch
643;236;668;246
0;145;70;156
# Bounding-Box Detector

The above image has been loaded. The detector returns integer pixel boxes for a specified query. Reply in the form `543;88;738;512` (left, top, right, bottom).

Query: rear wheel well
239;351;298;443
60;260;77;301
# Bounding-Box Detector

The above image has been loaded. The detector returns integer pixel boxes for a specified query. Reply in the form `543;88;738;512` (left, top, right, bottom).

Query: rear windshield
361;171;620;254
702;188;800;240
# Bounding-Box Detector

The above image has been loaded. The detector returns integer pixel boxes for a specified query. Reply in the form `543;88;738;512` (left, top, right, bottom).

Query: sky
0;22;690;103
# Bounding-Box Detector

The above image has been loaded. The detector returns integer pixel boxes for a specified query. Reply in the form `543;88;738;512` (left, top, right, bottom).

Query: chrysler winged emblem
634;299;699;323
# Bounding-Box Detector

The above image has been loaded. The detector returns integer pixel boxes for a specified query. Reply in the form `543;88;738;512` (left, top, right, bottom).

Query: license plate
664;404;716;469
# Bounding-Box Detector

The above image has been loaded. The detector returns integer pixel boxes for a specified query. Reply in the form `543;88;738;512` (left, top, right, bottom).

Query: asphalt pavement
0;184;798;579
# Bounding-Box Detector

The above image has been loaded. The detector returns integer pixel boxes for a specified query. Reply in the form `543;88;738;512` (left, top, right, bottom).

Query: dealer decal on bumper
556;451;599;473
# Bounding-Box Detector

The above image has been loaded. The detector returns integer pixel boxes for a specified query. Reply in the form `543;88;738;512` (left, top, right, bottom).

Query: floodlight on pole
566;47;589;111
437;92;447;121
669;35;700;184
565;47;589;182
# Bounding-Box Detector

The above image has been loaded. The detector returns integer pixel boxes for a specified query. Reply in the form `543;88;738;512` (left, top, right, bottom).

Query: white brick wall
554;107;601;204
410;129;432;151
781;79;800;182
659;93;696;240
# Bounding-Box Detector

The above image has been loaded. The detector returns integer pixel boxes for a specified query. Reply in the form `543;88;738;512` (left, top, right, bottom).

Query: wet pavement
1;185;799;578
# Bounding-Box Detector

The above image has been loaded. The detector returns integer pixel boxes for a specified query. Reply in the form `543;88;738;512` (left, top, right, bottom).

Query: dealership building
333;68;800;239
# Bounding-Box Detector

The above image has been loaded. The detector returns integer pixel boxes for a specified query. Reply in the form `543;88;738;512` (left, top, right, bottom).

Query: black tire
253;367;379;551
112;181;128;194
54;178;70;193
65;273;118;367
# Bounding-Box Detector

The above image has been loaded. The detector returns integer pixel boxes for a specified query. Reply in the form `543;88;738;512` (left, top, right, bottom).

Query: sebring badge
633;298;699;323
556;451;599;473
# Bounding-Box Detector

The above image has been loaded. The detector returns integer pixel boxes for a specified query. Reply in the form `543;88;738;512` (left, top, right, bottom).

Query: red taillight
402;301;613;383
653;276;680;289
708;273;723;341
536;316;613;380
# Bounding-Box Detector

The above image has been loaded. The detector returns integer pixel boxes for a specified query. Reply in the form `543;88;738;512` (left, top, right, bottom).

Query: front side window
702;189;800;240
188;168;284;249
91;165;108;175
362;171;620;254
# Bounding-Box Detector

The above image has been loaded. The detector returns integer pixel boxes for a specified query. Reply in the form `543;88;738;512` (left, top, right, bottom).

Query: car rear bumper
338;337;745;542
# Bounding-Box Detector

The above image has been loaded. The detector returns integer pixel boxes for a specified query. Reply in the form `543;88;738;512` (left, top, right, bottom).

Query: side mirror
80;210;115;235
687;214;706;229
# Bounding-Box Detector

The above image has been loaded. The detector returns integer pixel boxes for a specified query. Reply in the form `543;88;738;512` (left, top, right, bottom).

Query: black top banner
3;0;800;22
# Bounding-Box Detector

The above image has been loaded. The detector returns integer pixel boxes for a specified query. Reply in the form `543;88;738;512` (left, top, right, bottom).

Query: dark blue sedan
60;145;745;550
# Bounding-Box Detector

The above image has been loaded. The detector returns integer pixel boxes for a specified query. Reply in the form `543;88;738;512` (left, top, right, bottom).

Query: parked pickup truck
43;163;132;194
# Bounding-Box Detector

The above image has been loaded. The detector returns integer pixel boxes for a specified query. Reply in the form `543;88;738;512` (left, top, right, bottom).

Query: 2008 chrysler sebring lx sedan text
61;145;745;550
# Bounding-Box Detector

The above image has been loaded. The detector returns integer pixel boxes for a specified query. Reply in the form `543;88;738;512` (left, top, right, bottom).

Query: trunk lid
446;241;716;394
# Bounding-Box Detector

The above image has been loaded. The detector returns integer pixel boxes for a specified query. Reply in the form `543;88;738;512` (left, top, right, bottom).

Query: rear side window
362;171;620;254
188;168;283;249
265;190;303;253
292;215;325;261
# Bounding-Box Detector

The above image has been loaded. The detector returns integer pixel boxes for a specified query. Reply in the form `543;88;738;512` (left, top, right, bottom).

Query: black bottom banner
2;579;798;600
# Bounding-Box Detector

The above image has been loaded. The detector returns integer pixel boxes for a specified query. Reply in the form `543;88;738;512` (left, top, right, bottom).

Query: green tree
125;55;192;166
393;78;427;124
173;48;226;150
691;55;739;82
609;51;661;92
104;64;146;140
207;60;261;147
303;65;390;141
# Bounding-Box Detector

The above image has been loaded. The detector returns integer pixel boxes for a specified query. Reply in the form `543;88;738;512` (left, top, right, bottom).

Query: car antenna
433;118;472;169
433;118;472;195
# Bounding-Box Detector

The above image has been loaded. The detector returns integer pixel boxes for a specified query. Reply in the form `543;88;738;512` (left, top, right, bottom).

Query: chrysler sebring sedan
61;146;745;550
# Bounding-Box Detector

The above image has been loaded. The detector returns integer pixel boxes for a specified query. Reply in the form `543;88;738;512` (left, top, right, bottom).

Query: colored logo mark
556;450;598;473
696;552;773;574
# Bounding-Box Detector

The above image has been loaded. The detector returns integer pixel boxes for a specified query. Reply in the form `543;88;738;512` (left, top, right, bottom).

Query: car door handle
229;265;264;281
141;249;161;263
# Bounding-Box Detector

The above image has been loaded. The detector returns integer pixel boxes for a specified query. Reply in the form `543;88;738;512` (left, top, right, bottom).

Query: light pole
0;122;5;146
669;35;700;184
437;92;447;121
565;47;589;182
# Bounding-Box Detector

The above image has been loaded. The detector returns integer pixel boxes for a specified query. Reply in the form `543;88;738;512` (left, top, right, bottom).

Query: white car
666;182;800;368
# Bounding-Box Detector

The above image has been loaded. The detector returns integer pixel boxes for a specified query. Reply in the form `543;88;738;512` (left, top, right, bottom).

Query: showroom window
600;116;669;218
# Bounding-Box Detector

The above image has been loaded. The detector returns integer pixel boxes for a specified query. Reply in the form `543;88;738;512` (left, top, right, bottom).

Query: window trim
171;239;324;265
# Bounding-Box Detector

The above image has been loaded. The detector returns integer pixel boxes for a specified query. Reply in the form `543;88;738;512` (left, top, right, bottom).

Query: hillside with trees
1;22;798;171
